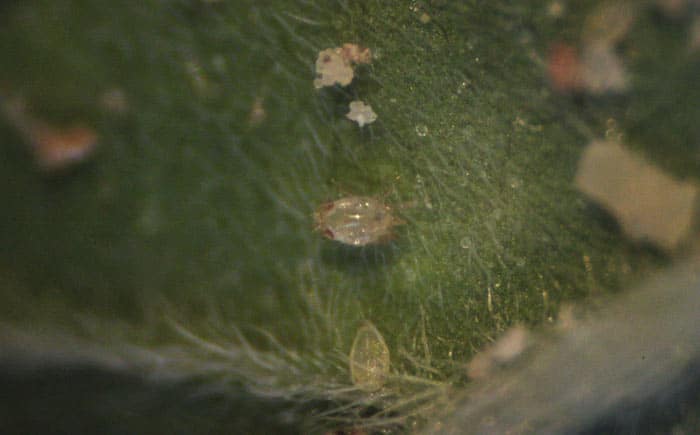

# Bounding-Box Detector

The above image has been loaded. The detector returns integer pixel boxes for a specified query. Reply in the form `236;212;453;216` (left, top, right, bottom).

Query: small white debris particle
345;100;377;127
580;43;629;94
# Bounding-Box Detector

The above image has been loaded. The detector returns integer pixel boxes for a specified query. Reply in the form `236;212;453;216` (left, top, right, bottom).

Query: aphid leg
319;201;335;212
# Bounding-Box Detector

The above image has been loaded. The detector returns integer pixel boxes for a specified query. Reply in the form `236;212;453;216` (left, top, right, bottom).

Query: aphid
313;195;404;246
349;321;390;391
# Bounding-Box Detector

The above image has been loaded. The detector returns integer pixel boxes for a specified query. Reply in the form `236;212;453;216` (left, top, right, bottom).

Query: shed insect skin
313;195;404;246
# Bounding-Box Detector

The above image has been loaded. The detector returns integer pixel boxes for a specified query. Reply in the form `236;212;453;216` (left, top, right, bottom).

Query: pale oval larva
313;196;403;246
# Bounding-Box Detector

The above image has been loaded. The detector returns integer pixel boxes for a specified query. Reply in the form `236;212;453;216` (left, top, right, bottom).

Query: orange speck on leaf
340;43;372;65
547;42;583;92
29;123;98;170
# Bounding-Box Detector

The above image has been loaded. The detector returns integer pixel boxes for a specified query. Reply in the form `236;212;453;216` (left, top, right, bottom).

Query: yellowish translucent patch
350;321;390;391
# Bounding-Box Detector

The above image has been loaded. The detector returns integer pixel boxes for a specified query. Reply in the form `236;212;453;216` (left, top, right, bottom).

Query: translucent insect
349;321;390;391
313;195;404;246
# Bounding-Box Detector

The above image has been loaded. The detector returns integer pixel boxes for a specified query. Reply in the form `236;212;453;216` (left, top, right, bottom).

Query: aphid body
313;196;402;246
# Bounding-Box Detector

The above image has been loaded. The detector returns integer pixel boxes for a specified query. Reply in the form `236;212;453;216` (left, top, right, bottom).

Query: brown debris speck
29;123;98;170
313;44;372;89
1;97;98;170
313;48;355;89
547;42;583;92
340;43;372;65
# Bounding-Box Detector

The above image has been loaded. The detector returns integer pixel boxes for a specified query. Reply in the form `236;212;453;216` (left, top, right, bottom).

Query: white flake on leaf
345;100;377;127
